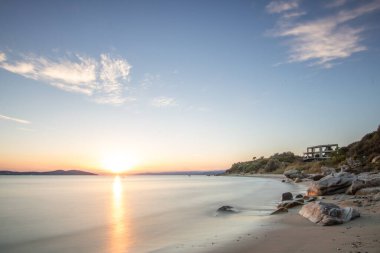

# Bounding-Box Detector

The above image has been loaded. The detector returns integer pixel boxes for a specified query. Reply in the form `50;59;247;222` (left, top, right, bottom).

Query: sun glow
101;153;137;174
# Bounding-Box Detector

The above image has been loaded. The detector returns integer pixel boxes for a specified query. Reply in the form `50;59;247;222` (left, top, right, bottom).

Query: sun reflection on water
110;176;130;253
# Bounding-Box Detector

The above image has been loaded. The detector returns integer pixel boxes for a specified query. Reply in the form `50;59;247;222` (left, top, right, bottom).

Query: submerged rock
299;201;360;226
307;172;356;196
277;199;304;209
303;196;317;202
217;205;239;213
282;192;293;201
270;207;288;215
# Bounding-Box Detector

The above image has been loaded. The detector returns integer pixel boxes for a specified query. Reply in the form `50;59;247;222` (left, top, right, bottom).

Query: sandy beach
212;176;380;253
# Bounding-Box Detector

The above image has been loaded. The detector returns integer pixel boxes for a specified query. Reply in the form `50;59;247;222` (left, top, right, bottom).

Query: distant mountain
133;170;226;176
0;170;97;175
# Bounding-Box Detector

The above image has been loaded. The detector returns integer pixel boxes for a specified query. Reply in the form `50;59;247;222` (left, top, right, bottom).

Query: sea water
0;175;302;253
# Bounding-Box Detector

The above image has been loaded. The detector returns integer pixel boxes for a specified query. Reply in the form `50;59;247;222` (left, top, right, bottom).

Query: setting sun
101;153;137;174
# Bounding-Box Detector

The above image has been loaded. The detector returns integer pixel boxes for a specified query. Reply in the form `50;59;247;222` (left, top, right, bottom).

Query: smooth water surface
0;175;302;253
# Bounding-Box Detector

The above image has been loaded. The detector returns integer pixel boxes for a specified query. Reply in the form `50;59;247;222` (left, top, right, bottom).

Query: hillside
225;125;380;175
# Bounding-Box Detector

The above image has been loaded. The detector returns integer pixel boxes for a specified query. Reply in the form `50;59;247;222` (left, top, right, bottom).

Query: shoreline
223;173;285;179
214;174;380;253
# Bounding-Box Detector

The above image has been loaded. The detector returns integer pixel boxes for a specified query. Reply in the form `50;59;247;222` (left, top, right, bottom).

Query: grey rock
299;201;360;226
372;193;380;201
309;174;325;181
307;172;356;196
355;186;380;195
321;167;336;176
284;169;304;179
346;173;380;195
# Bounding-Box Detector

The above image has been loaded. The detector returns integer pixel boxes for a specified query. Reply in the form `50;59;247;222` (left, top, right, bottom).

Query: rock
346;173;380;195
321;167;336;176
372;193;380;201
284;169;304;179
346;158;362;170
294;178;302;183
299;201;360;226
295;194;303;199
282;192;293;201
277;199;304;209
310;174;325;181
307;172;356;196
281;179;285;182
372;155;380;163
355;186;380;195
217;205;239;213
270;207;288;215
304;196;317;202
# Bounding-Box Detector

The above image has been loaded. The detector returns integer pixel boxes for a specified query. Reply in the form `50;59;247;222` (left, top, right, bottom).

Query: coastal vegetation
225;125;380;175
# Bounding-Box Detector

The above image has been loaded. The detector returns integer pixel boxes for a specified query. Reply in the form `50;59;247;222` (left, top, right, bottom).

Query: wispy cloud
17;127;35;132
140;73;160;89
325;0;348;8
151;97;177;107
267;0;380;68
0;52;132;105
0;52;6;62
0;113;31;124
266;0;299;14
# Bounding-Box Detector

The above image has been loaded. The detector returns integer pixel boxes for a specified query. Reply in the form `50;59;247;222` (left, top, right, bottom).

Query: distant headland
0;170;97;175
225;125;380;175
132;170;226;176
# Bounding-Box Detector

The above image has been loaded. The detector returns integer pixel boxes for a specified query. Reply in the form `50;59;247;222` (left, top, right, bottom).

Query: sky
0;0;379;173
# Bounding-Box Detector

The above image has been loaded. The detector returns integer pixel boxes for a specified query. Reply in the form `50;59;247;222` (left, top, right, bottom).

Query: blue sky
0;0;379;172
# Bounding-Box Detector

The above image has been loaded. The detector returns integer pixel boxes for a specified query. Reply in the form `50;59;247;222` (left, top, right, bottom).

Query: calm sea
0;175;301;253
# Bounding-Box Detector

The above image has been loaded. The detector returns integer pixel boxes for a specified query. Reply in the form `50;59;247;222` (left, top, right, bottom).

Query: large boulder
346;173;380;195
299;201;360;226
307;172;356;196
284;169;304;179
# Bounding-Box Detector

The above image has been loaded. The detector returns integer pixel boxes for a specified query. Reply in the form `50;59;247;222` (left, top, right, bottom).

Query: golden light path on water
110;176;131;253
